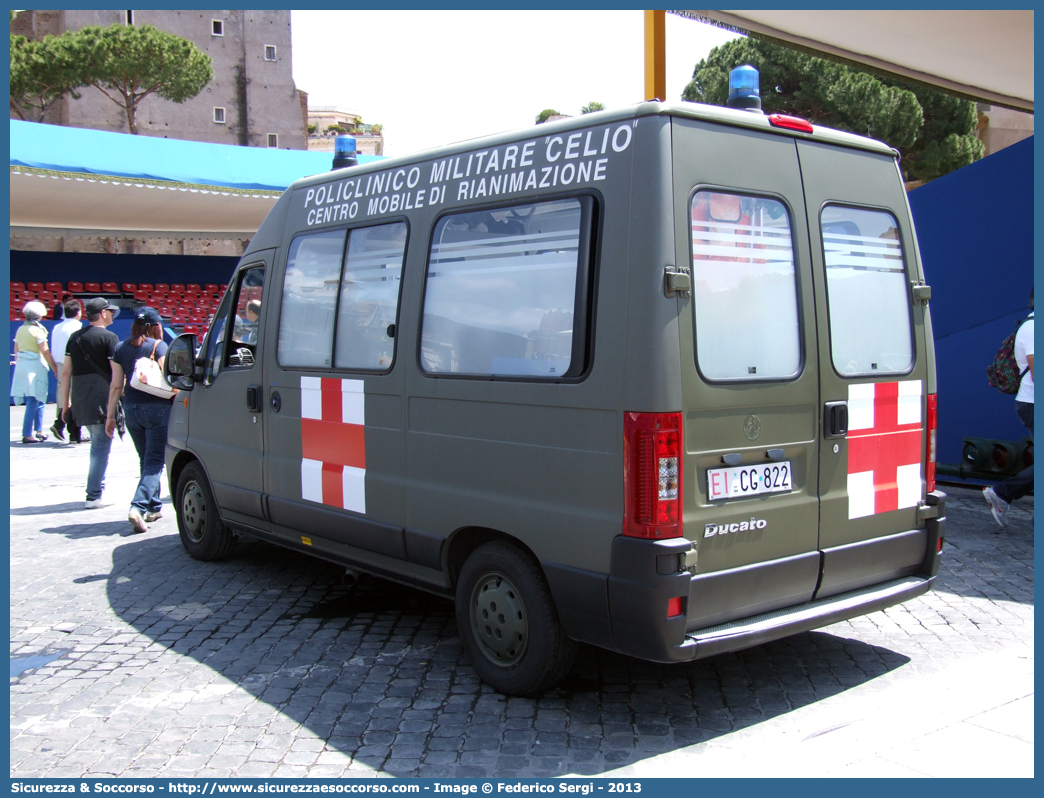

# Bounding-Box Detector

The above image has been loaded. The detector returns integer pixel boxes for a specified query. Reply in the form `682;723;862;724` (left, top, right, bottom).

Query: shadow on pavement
105;532;910;776
41;520;141;539
13;502;95;516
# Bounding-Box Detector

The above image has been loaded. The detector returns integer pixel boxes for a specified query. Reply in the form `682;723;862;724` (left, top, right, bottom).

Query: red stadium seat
19;290;33;301
45;282;63;293
220;284;228;292
102;282;119;293
10;310;18;320
134;291;149;302
138;283;153;293
122;283;137;294
186;284;201;292
66;282;84;293
204;284;219;293
183;325;199;335
10;282;25;293
38;291;54;303
170;284;186;293
84;282;101;292
27;282;44;293
154;284;170;292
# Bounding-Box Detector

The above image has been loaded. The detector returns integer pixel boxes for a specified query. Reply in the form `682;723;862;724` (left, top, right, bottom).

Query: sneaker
983;487;1009;528
34;432;48;441
128;507;148;534
21;437;40;444
144;511;163;523
50;423;66;442
85;499;112;509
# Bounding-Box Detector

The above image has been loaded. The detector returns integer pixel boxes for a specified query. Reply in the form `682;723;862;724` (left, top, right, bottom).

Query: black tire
455;541;578;696
176;462;235;561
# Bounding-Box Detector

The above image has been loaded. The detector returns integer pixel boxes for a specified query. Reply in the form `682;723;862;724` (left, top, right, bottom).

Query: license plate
707;461;793;500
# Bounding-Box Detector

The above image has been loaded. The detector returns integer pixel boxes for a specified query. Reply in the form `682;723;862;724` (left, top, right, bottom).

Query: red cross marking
848;381;922;514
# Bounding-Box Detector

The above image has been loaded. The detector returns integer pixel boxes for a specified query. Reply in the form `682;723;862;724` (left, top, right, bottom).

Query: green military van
165;78;945;695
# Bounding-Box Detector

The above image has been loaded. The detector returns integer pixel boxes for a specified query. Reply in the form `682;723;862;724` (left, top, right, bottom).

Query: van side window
821;205;913;375
421;198;586;378
334;222;406;371
201;288;234;386
690;191;800;381
278;229;347;368
227;266;265;368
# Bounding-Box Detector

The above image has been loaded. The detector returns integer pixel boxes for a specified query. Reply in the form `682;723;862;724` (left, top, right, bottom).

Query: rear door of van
672;118;822;629
797;140;932;598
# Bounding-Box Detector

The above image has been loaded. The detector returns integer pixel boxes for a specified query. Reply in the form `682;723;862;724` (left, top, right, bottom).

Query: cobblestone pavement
9;406;1034;778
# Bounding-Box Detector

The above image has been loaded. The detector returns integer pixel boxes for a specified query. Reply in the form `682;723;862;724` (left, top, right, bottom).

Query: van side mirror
165;334;198;391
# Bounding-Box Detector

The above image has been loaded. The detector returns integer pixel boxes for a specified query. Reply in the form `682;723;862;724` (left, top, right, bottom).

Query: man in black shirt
62;298;120;508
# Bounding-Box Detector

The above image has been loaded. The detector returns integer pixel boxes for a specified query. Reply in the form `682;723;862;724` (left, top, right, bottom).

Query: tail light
926;393;938;493
624;412;683;538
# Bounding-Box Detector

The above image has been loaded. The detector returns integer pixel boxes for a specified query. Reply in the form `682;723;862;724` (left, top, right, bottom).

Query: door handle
246;384;263;413
824;401;848;439
270;390;281;413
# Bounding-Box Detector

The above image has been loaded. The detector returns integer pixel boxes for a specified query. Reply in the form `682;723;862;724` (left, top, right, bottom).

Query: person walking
984;289;1034;527
106;307;174;534
62;298;120;507
50;299;85;443
11;300;59;444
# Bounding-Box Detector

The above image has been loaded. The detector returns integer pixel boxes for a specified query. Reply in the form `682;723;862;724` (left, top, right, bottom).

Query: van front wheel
455;541;578;696
176;462;234;561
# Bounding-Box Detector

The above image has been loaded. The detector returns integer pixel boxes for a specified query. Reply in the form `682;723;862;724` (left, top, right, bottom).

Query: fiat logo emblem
743;414;762;441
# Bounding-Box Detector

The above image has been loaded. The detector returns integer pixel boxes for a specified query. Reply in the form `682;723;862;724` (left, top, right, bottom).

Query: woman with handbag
11;300;60;443
106;307;176;533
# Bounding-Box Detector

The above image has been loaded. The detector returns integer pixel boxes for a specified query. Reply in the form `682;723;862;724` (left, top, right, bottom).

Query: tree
581;101;605;114
682;38;982;182
67;24;213;135
535;108;560;124
10;34;86;122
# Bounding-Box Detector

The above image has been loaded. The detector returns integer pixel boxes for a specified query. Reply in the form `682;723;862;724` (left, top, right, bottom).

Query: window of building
213;107;225;124
690;190;801;381
278;223;409;372
420;197;592;379
267;133;278;148
265;45;277;61
821;205;913;376
125;10;133;25
212;19;224;36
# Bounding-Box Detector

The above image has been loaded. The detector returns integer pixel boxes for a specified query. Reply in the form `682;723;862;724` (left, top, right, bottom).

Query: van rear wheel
176;462;234;561
455;541;578;696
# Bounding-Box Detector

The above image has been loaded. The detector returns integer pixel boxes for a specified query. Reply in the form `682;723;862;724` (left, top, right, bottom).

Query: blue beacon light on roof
332;134;358;170
727;65;763;113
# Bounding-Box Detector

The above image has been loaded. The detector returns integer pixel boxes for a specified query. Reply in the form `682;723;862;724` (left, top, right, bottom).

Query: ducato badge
705;517;768;537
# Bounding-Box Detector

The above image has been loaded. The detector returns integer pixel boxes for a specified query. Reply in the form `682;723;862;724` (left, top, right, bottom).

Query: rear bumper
687;574;934;659
598;491;946;663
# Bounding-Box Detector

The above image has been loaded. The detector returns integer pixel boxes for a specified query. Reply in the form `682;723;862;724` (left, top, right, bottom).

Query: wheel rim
470;570;528;667
181;480;207;543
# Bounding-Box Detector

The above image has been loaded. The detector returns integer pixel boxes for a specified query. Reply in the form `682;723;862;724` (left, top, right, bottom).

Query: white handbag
131;339;177;399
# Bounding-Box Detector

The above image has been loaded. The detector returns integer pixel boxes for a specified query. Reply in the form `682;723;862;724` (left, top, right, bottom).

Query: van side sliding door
797;141;932;599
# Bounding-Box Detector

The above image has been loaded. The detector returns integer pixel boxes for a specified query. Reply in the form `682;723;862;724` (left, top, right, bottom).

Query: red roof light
768;113;814;133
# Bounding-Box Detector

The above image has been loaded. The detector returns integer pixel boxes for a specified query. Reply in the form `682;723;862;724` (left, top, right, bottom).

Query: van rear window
690;191;801;381
420;198;588;379
821;205;913;376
